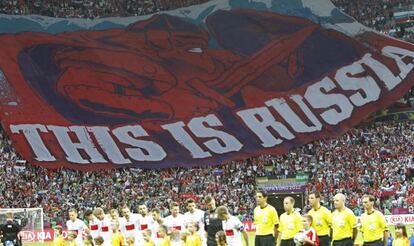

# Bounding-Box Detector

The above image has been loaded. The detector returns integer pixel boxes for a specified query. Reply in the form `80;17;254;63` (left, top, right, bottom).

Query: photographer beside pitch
0;212;25;246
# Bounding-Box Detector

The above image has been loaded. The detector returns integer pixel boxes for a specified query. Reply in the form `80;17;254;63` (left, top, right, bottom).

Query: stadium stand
0;0;210;18
332;0;414;42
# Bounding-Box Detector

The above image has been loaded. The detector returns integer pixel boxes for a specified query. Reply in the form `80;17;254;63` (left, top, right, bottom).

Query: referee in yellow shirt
331;193;357;246
307;191;332;246
278;196;302;246
254;190;279;246
360;194;388;246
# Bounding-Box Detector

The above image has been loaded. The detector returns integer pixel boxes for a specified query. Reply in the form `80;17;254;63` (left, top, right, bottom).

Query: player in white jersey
85;209;101;239
184;199;205;230
164;202;185;246
66;208;89;246
151;208;165;244
138;204;154;232
216;206;248;246
94;208;112;246
120;205;141;246
137;204;155;244
184;199;206;245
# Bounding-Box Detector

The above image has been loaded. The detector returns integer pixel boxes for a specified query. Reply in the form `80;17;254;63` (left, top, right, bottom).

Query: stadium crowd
0;0;410;26
0;0;209;18
332;0;414;42
1;0;414;41
332;0;411;29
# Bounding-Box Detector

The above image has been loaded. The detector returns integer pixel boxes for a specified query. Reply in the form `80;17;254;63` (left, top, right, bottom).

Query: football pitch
23;225;413;245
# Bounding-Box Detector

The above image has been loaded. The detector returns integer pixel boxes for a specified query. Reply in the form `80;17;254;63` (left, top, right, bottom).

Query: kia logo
390;216;403;224
21;231;35;242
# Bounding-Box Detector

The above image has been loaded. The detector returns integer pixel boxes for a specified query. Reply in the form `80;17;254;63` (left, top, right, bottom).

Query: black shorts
255;234;276;246
318;235;331;246
332;237;353;246
363;239;383;246
280;238;295;246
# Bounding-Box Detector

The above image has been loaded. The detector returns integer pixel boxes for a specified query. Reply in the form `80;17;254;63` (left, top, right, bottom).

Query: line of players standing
254;190;410;246
62;196;248;246
60;191;410;246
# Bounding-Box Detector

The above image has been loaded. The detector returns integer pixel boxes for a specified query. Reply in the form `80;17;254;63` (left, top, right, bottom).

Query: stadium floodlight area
0;208;44;243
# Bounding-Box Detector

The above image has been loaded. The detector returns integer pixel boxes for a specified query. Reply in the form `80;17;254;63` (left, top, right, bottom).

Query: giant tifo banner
1;0;414;170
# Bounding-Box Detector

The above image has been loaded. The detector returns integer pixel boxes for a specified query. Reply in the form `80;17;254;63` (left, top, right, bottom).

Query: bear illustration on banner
15;9;363;124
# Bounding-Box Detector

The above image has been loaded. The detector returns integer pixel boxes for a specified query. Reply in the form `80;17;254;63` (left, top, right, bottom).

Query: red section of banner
1;9;414;170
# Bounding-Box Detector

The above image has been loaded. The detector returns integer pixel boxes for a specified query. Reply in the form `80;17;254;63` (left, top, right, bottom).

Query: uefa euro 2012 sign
0;0;414;170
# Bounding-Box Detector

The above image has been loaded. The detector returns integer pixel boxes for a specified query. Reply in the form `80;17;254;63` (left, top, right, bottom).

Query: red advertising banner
391;207;410;214
385;214;414;225
21;229;78;242
1;1;414;170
